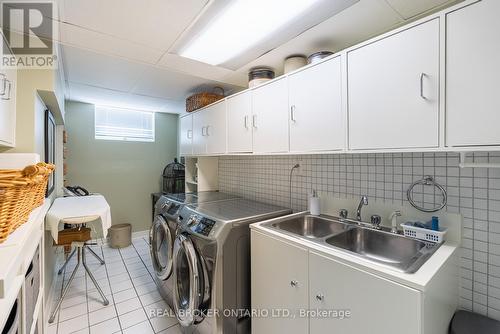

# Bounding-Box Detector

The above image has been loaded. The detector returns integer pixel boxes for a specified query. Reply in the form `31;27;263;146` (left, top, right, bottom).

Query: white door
192;110;207;155
348;19;439;150
205;101;226;154
309;251;421;334
252;78;289;153
446;0;500;146
179;115;193;156
227;91;252;153
251;231;309;334
289;57;344;152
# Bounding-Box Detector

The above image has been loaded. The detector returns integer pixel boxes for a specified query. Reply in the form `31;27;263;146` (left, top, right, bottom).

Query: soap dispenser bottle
309;190;320;216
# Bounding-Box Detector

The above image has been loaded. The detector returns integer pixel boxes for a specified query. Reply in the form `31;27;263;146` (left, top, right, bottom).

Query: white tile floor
47;237;181;334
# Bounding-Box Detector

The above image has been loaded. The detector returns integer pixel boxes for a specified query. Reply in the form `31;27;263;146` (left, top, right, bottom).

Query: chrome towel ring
407;176;447;213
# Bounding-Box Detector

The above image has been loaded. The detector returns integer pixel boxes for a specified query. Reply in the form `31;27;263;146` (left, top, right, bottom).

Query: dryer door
150;215;173;280
173;233;204;327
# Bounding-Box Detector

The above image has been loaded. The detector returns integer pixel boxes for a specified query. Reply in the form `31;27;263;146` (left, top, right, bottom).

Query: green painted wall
65;101;178;232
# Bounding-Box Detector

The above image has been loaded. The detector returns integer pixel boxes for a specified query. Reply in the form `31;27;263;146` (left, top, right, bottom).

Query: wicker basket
0;162;55;243
186;87;224;113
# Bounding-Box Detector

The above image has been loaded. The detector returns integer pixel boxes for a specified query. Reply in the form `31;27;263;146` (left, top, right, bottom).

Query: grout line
98;245;123;333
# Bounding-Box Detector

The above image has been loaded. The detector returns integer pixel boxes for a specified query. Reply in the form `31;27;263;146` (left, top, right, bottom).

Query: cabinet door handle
206;125;210;136
252;115;257;129
0;74;6;96
316;294;324;301
201;126;206;136
420;73;427;100
1;80;11;101
290;280;298;287
290;105;296;122
187;130;193;139
244;115;249;129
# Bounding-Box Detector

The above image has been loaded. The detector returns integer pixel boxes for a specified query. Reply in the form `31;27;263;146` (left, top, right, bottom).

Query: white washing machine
172;199;291;334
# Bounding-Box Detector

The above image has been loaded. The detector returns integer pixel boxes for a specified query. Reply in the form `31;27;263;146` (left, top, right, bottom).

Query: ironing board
45;195;112;241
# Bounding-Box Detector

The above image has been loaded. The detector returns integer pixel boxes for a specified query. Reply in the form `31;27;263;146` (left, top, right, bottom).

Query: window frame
94;106;156;143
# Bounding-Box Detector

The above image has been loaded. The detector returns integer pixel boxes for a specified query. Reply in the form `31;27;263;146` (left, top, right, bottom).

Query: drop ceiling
50;0;462;113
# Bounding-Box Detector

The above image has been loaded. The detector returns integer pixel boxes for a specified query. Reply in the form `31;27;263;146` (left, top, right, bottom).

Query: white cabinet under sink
251;78;289;154
251;229;457;334
288;56;344;152
348;19;440;150
446;0;500;147
191;101;227;155
308;251;420;334
251;230;309;334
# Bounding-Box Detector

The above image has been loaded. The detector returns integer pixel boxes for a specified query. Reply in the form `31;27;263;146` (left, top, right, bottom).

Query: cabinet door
205;101;227;154
179;115;193;156
251;231;308;334
309;252;421;334
252;79;289;153
227;91;252;153
192;111;207;155
348;19;439;150
289;57;344;152
446;0;500;146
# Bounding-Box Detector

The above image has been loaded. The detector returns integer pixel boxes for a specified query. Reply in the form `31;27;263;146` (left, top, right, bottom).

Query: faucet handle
370;215;382;228
339;209;348;219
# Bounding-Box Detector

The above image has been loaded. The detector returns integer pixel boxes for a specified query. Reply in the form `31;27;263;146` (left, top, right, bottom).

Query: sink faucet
356;195;368;221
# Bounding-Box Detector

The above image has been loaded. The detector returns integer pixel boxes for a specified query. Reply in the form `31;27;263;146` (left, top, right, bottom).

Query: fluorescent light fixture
180;0;321;65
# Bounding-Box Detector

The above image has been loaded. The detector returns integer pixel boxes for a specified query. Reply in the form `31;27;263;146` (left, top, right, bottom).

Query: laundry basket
108;223;132;248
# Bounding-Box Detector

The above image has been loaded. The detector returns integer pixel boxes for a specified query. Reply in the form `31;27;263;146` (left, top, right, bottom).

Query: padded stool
48;218;109;323
449;310;500;334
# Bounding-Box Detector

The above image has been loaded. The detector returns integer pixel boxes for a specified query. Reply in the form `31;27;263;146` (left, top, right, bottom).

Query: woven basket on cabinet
0;162;55;242
185;87;224;112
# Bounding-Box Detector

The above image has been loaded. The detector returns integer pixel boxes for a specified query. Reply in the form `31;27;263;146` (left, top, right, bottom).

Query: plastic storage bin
401;222;447;243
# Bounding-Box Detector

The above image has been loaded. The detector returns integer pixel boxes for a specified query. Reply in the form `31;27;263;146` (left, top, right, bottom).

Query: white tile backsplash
219;152;500;320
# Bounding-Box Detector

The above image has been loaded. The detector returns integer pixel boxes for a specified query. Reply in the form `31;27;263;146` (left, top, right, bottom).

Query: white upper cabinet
348;19;440;150
446;0;500;147
190;101;227;155
0;40;16;147
289;57;344;152
179;115;193;156
252;78;289;153
192;109;207;155
204;101;227;154
227;91;252;153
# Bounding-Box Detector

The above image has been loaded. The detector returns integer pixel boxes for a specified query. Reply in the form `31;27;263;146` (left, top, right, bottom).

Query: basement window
95;106;155;142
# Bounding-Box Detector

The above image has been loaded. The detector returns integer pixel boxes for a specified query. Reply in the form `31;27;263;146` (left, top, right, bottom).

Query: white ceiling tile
131;66;239;101
62;45;147;92
61;0;208;51
157;53;246;87
224;0;404;83
384;0;460;19
68;82;183;113
59;22;163;64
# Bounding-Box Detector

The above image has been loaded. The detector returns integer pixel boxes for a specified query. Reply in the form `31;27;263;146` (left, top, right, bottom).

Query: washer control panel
186;215;216;236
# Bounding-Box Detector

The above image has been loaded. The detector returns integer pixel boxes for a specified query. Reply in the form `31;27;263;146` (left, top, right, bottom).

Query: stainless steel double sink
262;214;442;273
